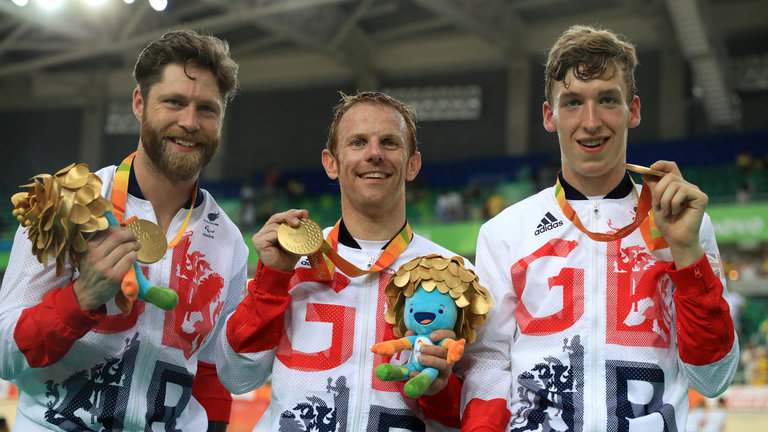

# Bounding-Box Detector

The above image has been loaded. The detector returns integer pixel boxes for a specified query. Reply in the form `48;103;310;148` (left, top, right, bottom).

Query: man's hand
73;226;139;311
251;209;309;272
407;329;458;396
643;160;707;268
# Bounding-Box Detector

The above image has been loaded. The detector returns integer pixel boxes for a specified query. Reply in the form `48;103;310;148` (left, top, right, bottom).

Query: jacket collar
337;218;405;250
127;162;204;207
558;171;634;200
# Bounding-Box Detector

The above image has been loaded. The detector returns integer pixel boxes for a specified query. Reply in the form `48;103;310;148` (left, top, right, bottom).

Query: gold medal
277;218;323;255
126;219;167;263
625;163;665;177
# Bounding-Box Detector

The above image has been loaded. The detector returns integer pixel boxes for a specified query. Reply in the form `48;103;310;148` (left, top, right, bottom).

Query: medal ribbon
110;152;197;249
555;175;668;250
306;219;413;281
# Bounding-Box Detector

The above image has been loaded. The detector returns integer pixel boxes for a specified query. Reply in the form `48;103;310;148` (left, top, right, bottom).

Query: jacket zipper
590;200;602;431
352;268;374;430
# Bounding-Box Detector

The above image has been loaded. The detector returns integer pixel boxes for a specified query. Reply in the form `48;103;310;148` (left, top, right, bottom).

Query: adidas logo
535;212;563;235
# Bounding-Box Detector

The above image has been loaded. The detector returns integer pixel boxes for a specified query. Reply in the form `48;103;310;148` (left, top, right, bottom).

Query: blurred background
0;0;767;430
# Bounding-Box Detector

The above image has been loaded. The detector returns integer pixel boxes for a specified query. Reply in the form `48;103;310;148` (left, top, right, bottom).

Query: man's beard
140;120;220;183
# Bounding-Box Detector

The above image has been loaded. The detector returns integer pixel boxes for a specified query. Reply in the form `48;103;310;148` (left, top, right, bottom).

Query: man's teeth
362;173;386;179
175;139;196;147
581;139;602;148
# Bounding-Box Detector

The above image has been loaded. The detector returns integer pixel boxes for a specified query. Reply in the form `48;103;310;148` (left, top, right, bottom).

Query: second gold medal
277;218;324;255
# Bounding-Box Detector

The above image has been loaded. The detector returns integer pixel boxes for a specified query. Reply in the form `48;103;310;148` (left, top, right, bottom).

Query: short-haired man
217;91;466;430
461;25;738;431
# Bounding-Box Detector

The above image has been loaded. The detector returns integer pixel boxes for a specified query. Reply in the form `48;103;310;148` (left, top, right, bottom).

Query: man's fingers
254;209;310;246
86;226;136;249
84;227;139;275
649;160;681;176
265;209;308;229
429;329;456;343
656;181;682;216
418;343;448;359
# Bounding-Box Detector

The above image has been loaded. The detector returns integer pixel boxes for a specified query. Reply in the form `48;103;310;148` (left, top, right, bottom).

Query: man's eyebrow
559;91;580;99
348;133;368;141
597;88;622;97
157;91;222;107
558;88;622;101
379;134;403;142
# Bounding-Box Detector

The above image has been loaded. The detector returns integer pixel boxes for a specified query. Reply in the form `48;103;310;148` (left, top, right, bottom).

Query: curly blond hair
384;254;493;343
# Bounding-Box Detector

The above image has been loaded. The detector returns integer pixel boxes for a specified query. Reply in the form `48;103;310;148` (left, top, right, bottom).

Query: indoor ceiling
1;0;766;126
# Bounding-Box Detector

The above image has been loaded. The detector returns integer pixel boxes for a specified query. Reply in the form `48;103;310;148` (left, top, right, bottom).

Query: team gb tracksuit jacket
0;164;247;431
216;221;466;431
461;173;739;432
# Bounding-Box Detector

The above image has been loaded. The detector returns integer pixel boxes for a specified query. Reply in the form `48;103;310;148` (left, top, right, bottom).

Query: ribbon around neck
555;175;668;250
110;152;197;250
306;219;413;281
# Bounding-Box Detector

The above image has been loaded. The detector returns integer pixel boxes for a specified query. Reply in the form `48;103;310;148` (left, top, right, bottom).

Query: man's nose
365;138;384;161
178;105;200;132
582;101;600;131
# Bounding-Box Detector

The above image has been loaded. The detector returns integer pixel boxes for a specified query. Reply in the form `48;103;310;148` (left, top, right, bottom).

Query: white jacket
217;223;466;431
461;175;738;432
0;164;248;431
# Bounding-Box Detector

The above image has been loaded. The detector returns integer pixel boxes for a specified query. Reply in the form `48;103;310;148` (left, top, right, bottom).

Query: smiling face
542;63;641;195
404;286;458;335
133;63;224;183
322;102;421;216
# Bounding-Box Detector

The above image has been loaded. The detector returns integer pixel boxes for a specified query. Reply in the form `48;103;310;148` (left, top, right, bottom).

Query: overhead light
124;0;135;4
149;0;167;11
12;0;29;7
85;0;108;6
37;0;63;10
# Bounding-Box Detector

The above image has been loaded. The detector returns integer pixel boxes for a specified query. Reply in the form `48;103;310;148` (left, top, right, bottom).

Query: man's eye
383;139;397;147
352;140;365;147
601;97;617;105
565;99;580;107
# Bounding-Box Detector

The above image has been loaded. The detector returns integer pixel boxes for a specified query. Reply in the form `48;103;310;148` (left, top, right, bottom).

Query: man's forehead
556;65;626;95
149;64;223;102
339;103;406;132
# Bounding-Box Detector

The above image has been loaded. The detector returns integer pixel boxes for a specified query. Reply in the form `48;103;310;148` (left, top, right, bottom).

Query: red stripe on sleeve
461;398;511;431
192;361;233;423
670;254;734;366
226;261;293;353
14;283;105;368
418;374;462;428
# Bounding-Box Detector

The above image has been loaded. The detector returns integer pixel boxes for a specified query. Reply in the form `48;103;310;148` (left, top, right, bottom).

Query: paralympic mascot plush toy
371;254;493;398
10;163;178;315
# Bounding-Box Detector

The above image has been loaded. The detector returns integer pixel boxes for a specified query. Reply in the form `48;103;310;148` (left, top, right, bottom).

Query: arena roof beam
665;0;740;127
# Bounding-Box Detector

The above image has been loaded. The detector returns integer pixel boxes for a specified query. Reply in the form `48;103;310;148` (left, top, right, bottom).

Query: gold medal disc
625;163;665;177
277;218;324;255
126;219;167;263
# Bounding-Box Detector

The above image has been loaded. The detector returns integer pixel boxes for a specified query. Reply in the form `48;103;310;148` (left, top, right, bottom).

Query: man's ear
628;95;641;128
542;101;557;133
322;149;339;180
406;151;422;181
132;87;144;123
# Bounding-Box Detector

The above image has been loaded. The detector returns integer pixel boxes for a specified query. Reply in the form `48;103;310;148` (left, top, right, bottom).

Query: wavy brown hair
133;29;239;105
545;24;638;105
